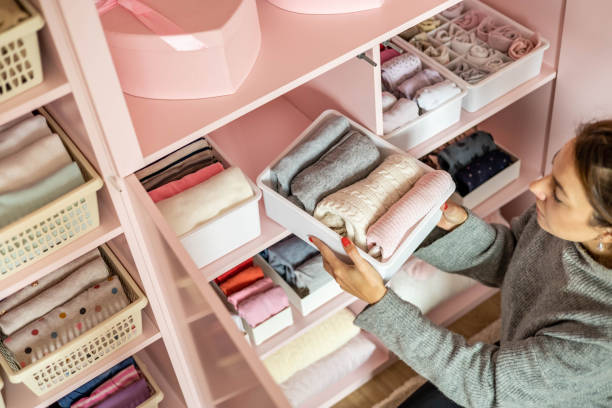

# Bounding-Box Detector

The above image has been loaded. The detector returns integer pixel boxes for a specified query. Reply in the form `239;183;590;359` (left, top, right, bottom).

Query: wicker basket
0;375;4;408
0;245;148;395
134;356;165;408
0;0;45;102
0;109;104;279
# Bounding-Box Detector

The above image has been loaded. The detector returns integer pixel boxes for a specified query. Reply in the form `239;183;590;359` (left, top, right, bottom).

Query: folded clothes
148;162;224;203
437;130;498;176
381;53;422;92
398;68;444;99
425;44;452;64
0;0;28;34
314;154;424;250
381;91;397;111
367;170;453;261
227;277;275;309
432;27;452;43
271;115;349;197
454;9;488;30
476;17;503;42
141;149;218;191
136;138;211;181
465;44;497;67
290;130;382;214
219;265;264;296
0;256;109;335
0;115;50;160
441;3;464;19
409;32;436;52
450;30;479;54
293;255;334;297
0;133;72;194
488;25;521;52
0;249;100;317
398;26;420;41
380;48;400;64
281;334;377;407
95;377;151;408
483;54;509;72
157;166;253;236
417;18;442;32
57;357;137;408
415;80;461;111
260;235;319;287
5;276;129;367
237;285;289;327
73;364;141;408
382;98;419;134
451;61;487;84
214;257;254;285
263;308;359;383
455;149;512;195
0;161;84;228
509;36;537;60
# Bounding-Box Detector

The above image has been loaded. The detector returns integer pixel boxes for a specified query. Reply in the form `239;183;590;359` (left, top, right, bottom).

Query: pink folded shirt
237;286;289;327
380;48;401;64
72;364;141;408
227;277;275;309
148;162;224;203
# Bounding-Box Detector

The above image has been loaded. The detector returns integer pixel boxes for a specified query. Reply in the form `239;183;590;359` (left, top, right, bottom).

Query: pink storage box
98;0;261;100
266;0;383;14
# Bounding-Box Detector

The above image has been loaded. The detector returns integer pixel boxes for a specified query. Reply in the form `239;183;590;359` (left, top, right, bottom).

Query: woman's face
529;139;604;243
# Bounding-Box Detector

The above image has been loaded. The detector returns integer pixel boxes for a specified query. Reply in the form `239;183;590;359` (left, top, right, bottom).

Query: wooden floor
333;292;502;408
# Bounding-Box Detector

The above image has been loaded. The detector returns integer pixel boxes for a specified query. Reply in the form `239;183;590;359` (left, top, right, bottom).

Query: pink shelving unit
3;0;612;407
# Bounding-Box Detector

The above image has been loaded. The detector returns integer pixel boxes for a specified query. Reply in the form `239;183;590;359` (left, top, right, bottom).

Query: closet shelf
125;0;459;169
1;312;161;408
136;349;187;408
408;64;557;158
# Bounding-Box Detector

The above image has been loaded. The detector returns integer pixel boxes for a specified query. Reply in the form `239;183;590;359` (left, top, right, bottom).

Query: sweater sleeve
355;290;610;408
414;208;534;287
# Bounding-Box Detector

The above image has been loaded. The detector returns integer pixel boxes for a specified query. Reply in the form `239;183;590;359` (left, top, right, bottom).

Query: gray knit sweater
355;207;612;407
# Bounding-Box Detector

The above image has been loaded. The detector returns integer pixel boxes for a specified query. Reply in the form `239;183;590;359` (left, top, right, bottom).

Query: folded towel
237;286;289;327
409;32;436;52
381;91;397;111
417;18;442;32
0;249;100;316
263;308;359;383
380;48;400;64
415;80;461;111
214;257;254;285
141;149;218;191
227;277;275;309
5;276;129;367
438;130;498;176
290;131;382;214
450;30;479;54
425;45;451;64
455;149;512;195
157;166;253;236
0;161;84;228
293;255;334;297
95;378;151;408
260;235;319;287
451;61;487;84
0;115;50;160
398;68;444;99
465;44;497;67
398;26;420;41
314;154;424;250
366;170;453;261
0;0;28;34
72;364;141;408
0;256;109;335
271;115;350;197
483;54;510;72
136;138;211;180
441;3;464;19
454;9;487;30
509;36;537;60
488;25;521;52
476;17;503;42
219;266;264;296
0;133;72;194
381;53;422;92
382;98;419;134
281;334;377;407
148;162;224;203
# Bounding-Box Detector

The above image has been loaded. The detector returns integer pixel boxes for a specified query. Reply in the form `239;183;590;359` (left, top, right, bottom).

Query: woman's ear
599;228;612;245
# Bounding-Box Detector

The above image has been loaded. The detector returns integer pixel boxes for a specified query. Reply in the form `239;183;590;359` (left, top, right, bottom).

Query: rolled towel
483;54;510;72
227;277;275;309
380;48;400;64
281;334;377;407
383;98;419;134
290;131;382;214
450;30;479;54
409;32;435;52
293;255;334;297
424;45;451;64
397;68;444;99
237;285;289;327
437;130;498;176
260;235;319;287
488;25;521;52
454;9;487;30
0;115;51;160
72;364;141;408
415;80;462;111
156;166;253;236
271;115;350;196
0;133;72;194
366;170;454;260
148;162;224;203
219;266;264;296
455;149;512;196
0;249;100;316
4;276;129;367
451;61;487;84
0;162;84;228
0;256;109;335
417;18;442;32
509;36;537;60
398;26;420;41
441;3;464;19
465;44;497;67
476;17;503;42
263;308;359;383
94;378;151;408
381;53;422;92
314;154;424;250
381;91;397;111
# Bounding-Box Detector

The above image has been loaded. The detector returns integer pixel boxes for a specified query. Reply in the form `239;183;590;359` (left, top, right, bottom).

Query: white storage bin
393;0;550;112
254;254;344;317
256;110;454;280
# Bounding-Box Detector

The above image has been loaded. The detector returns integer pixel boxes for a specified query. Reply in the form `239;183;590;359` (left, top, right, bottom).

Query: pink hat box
266;0;383;15
98;0;261;100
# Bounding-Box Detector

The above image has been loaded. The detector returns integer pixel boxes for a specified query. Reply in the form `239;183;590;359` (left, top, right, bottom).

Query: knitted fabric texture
314;154;424;250
381;53;422;92
382;98;419;134
415;80;462;112
366;170;453;260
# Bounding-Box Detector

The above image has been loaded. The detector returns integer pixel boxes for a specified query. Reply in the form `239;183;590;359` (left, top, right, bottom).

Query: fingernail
443;202;448;211
341;237;351;247
308;236;314;243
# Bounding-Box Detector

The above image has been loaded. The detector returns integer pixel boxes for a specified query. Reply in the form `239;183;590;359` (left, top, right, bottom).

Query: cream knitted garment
313;154;424;250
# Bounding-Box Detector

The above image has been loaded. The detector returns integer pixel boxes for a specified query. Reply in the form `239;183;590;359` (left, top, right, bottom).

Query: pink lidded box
97;0;261;100
266;0;383;14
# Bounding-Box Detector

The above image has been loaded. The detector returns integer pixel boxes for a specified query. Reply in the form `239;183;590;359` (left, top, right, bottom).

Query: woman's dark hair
574;120;612;227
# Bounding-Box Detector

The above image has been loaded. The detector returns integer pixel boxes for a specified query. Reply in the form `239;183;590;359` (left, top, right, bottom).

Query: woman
309;121;612;407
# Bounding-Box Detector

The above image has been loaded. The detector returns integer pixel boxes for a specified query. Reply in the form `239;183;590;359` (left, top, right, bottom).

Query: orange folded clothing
219;266;264;296
214;257;254;285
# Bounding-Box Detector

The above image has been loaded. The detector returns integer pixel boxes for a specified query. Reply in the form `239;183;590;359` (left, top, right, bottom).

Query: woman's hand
308;236;387;305
438;201;468;231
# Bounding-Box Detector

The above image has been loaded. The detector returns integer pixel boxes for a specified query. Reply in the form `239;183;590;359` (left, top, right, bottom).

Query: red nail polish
443;202;448;211
308;236;314;243
341;237;351;247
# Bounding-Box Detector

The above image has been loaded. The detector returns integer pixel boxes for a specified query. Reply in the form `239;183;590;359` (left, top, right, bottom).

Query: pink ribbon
96;0;206;51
